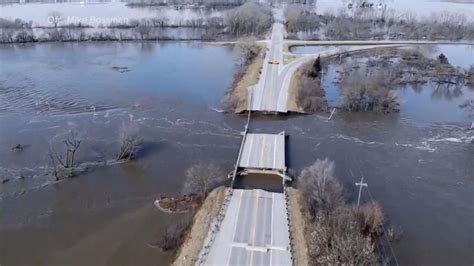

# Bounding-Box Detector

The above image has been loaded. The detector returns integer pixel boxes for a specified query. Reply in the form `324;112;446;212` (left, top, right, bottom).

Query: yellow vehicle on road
268;60;280;65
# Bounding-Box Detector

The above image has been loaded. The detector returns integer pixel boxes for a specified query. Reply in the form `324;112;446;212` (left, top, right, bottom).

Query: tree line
0;3;273;43
285;5;474;41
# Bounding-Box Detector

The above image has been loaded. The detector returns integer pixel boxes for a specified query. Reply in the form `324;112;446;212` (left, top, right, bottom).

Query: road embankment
172;186;226;266
223;45;264;113
287;187;310;266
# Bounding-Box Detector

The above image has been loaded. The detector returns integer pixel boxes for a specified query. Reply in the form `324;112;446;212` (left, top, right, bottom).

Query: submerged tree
49;131;82;179
299;158;386;265
340;73;400;113
116;122;144;161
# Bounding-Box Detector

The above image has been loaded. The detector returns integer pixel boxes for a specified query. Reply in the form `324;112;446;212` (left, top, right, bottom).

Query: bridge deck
203;189;292;265
238;133;286;171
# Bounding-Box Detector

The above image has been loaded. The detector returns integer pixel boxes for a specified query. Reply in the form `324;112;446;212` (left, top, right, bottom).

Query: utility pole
355;177;368;207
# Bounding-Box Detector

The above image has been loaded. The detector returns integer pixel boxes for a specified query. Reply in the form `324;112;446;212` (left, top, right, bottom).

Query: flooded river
0;42;473;265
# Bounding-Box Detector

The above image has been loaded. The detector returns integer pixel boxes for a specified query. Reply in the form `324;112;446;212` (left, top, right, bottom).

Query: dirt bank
172;186;226;266
224;45;264;113
287;67;305;113
287;187;310;266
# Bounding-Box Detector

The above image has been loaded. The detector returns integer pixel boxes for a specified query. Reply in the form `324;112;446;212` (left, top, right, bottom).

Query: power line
348;154;390;263
355;176;368;207
364;183;400;266
351;150;400;266
346;144;399;266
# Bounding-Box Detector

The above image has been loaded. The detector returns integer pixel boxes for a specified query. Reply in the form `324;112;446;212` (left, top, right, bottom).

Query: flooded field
1;0;473;28
0;42;473;265
312;44;474;124
0;3;225;27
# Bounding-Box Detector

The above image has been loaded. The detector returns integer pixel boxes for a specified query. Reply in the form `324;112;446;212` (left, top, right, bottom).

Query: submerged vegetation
296;56;329;113
340;73;400;113
47;122;144;180
0;2;272;43
329;48;473;113
298;158;387;265
49;131;83;180
284;5;474;41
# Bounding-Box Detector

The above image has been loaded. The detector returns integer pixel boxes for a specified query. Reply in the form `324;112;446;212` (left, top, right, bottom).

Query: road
248;26;405;113
243;18;473;113
248;23;287;113
203;189;292;266
239;133;286;171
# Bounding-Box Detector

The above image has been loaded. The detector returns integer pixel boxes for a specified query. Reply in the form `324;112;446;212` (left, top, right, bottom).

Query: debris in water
11;144;23;152
154;194;202;214
111;66;130;73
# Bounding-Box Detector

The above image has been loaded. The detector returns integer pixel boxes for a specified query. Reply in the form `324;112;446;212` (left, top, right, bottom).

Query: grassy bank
172;186;226;266
223;44;264;113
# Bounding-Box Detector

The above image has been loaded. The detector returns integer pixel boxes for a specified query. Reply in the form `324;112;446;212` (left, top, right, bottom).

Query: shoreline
223;44;265;113
171;186;226;266
287;187;310;266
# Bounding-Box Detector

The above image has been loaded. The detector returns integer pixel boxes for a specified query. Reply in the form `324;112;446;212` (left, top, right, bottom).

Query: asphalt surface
249;23;287;113
204;189;292;266
245;20;467;113
239;133;286;171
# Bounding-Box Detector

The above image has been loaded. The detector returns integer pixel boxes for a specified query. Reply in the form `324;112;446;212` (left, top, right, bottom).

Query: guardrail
196;187;234;265
282;182;295;266
230;92;253;187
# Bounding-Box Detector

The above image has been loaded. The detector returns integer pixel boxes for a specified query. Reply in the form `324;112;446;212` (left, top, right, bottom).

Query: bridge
197;127;293;265
242;19;472;114
194;8;474;265
197;93;293;265
198;20;402;266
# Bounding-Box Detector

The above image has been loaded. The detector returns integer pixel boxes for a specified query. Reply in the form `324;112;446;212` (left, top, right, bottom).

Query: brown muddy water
0;42;473;265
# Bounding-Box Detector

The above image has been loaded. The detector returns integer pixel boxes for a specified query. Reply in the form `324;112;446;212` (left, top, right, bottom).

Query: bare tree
308;205;377;265
49;131;82;179
353;201;384;237
51;131;81;168
48;11;63;29
134;20;152;40
225;3;272;36
183;162;224;197
116;122;144;161
340;73;399;113
299;158;343;213
236;37;259;64
284;5;319;33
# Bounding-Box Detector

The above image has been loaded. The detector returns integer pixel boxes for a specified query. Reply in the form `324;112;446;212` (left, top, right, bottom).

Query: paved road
239;133;286;171
204;189;292;266
285;40;474;46
244;21;473;113
249;23;287;113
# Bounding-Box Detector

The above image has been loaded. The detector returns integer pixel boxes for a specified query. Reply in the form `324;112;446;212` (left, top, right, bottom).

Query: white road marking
227;189;244;266
248;190;260;266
